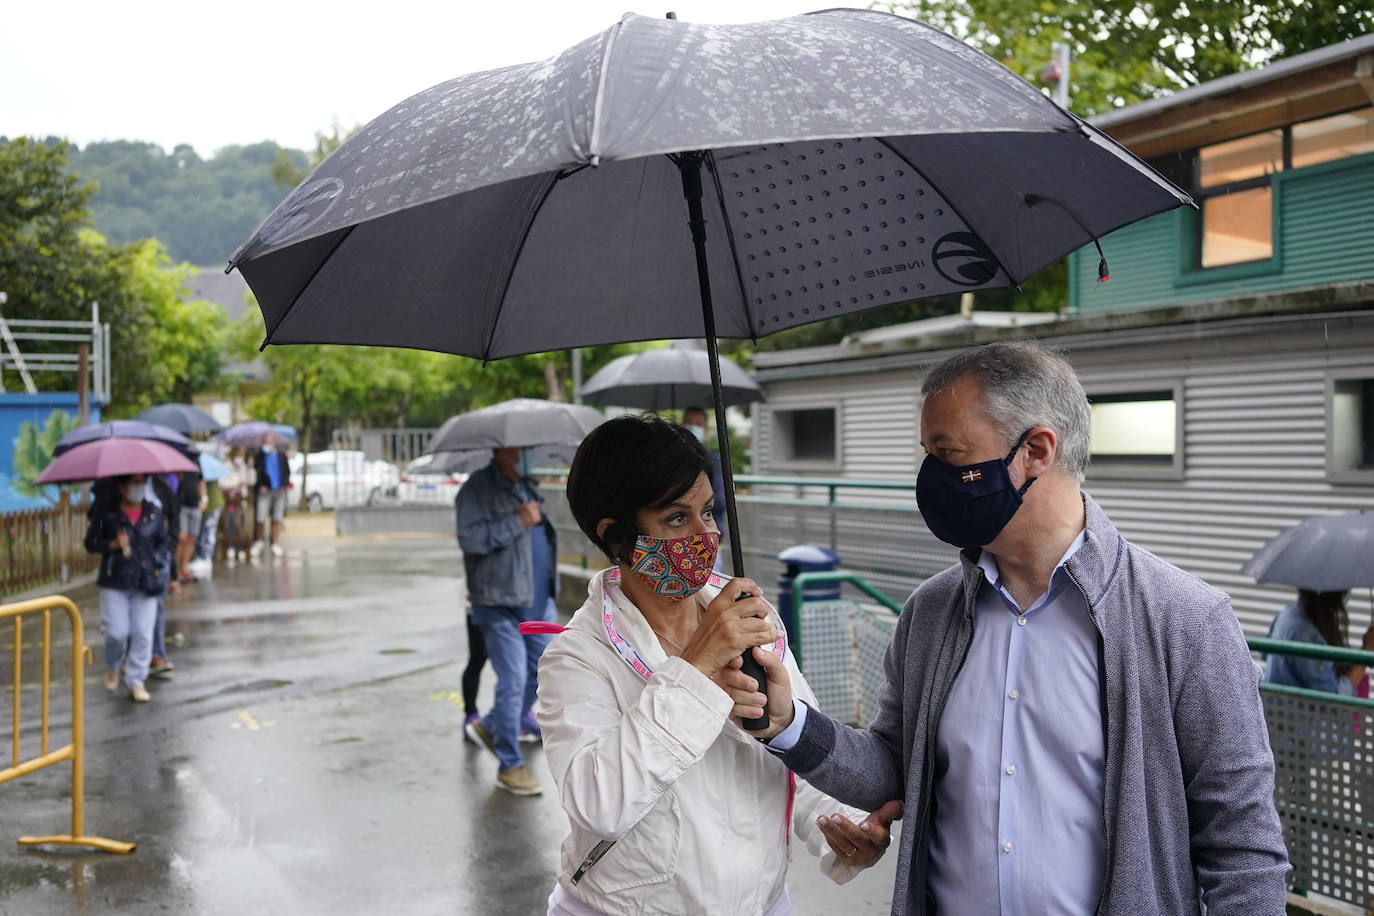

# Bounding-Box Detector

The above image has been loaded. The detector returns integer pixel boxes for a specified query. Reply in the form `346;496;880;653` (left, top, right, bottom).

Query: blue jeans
476;601;553;770
152;553;173;658
99;588;158;687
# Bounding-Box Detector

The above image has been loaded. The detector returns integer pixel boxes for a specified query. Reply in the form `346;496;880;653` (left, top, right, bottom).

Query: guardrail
2;498;100;599
0;595;134;854
791;569;1374;912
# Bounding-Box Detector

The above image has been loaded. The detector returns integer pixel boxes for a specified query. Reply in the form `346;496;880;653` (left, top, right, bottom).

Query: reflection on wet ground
0;530;895;915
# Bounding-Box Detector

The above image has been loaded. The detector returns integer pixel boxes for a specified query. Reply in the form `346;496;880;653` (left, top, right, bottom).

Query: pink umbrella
35;437;198;484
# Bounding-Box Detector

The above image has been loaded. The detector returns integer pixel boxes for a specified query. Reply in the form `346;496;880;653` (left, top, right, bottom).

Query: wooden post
76;345;89;425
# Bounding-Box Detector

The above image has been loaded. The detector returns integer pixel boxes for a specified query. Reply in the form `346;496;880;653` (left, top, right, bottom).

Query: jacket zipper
913;579;978;914
1065;566;1112;916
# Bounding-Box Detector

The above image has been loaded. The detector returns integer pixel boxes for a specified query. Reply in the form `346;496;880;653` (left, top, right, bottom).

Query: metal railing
537;471;953;604
790;570;1374;912
0;594;134;853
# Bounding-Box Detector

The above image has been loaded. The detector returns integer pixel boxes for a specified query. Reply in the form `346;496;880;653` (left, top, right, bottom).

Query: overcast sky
3;0;832;155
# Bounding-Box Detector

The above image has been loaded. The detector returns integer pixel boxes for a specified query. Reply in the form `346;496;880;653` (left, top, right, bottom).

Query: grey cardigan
779;493;1290;915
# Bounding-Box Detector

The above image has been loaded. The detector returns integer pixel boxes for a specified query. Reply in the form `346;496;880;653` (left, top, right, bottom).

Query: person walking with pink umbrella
83;474;173;703
42;438;195;703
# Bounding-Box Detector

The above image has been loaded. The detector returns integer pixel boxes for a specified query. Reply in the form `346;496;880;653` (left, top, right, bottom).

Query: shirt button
1016;616;1028;626
1006;764;1017;775
1008;688;1019;699
1002;842;1014;853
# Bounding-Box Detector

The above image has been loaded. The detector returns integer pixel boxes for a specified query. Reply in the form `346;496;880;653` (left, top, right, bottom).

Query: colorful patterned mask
628;531;721;598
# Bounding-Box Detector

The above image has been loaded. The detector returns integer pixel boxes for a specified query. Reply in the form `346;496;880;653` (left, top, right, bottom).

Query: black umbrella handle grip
738;648;770;731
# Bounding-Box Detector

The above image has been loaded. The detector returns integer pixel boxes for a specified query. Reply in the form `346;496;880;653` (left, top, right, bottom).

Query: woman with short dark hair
536;415;898;915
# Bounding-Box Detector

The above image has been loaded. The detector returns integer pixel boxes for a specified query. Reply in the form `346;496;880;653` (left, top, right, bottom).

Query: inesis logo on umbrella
859;231;999;287
931;232;999;286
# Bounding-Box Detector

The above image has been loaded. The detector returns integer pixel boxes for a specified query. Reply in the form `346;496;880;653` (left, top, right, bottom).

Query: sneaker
519;714;542;744
149;657;174;680
464;718;496;755
250;540;266;560
271;543;285;558
496;765;542;796
102;670;119;692
462;713;481;745
129;683;151;703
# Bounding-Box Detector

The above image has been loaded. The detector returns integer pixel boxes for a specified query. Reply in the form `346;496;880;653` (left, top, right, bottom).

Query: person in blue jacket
455;447;556;796
1265;589;1373;696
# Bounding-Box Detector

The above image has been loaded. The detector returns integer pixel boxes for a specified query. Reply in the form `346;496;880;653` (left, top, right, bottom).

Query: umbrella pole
676;151;746;579
678;150;771;731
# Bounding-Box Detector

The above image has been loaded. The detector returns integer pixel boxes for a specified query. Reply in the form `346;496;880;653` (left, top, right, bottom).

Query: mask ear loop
1005;428;1038;496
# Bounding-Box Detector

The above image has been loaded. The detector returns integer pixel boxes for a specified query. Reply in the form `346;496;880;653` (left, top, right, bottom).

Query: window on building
1089;391;1177;465
1148;105;1373;272
1293;108;1374;169
1196;130;1282;268
1330;377;1374;481
772;407;838;467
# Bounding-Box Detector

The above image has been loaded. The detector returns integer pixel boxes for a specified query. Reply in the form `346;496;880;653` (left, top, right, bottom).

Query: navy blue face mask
916;430;1036;549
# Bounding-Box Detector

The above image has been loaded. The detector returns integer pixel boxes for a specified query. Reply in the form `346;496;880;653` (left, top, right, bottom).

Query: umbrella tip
224;260;235;275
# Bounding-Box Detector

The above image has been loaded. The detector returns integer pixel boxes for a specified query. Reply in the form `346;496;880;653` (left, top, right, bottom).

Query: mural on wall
0;394;99;513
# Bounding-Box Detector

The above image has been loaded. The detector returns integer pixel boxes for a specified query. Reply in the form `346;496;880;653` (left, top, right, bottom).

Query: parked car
397;454;468;505
291;450;400;511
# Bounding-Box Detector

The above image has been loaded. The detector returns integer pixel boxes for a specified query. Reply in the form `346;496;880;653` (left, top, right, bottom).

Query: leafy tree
877;0;1374;116
0;138;230;414
9;409;79;502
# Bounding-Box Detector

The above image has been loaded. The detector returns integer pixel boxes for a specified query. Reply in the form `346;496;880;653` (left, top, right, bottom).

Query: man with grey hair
723;340;1289;914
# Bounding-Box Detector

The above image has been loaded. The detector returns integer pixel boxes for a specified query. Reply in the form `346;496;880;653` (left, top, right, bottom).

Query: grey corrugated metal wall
753;311;1374;637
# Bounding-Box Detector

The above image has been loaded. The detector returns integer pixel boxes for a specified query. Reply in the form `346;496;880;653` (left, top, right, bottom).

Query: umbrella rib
481;172;562;362
259;225;357;351
873;136;1022;287
704;150;759;344
588;18;627;163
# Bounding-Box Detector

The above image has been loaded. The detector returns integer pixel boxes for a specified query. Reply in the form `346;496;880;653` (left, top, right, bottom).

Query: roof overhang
1090;34;1374;158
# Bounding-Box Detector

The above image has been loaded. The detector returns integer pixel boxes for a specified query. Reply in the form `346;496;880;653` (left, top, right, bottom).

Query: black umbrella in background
136;403;222;436
230;8;1191;723
55;420;196;458
580;342;763;411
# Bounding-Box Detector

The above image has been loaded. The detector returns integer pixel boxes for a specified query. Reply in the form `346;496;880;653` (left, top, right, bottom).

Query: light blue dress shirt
768;533;1105;914
927;530;1104;915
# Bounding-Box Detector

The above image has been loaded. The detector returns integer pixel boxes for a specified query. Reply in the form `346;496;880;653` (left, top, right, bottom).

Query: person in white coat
535;415;901;916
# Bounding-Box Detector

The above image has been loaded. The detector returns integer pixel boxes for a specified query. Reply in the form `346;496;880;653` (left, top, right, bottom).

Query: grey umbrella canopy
426;399;605;452
230;9;1188;359
55;420;196;458
1242;514;1374;592
580;346;762;410
136;403;222;436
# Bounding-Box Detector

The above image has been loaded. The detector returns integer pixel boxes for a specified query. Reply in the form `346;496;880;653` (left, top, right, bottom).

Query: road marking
429;691;464;706
229;709;276;730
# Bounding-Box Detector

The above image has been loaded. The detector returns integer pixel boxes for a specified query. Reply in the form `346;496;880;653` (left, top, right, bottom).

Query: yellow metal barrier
0;595;135;854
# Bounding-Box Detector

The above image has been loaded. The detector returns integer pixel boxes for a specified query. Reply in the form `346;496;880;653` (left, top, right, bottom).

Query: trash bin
776;545;840;641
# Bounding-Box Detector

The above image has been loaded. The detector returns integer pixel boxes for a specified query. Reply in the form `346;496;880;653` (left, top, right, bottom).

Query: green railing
791;569;1374;711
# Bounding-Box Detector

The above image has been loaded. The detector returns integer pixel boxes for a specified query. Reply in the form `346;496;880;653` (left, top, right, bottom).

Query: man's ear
1023;426;1058;476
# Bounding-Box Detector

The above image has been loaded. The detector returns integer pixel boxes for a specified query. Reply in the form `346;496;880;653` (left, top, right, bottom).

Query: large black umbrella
54;420;196;458
580;343;763;410
136;403;222;436
231;8;1190;719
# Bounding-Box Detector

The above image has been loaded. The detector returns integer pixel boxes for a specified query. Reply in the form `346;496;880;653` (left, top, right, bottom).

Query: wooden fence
1;499;98;599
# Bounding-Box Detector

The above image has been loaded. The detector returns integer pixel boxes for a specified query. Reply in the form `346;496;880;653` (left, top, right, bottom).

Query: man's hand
718;642;794;738
517;500;542;528
818;800;902;870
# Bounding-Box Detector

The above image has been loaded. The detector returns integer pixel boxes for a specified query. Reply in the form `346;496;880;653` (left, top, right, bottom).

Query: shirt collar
977;528;1087;610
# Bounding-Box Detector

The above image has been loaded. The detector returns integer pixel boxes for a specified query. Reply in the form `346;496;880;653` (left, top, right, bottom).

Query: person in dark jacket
84;474;172;703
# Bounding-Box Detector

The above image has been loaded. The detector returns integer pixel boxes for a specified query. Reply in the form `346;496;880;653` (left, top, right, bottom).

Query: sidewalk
0;526;896;915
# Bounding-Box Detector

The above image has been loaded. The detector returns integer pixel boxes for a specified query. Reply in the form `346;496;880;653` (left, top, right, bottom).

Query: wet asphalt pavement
0;520;896;915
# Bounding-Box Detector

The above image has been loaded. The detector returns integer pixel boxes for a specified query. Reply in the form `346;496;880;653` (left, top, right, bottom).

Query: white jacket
535;569;872;916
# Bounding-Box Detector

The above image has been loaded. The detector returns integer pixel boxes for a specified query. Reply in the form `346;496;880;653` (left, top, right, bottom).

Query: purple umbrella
219;421;290;449
54;420;196;457
36;438;198;484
